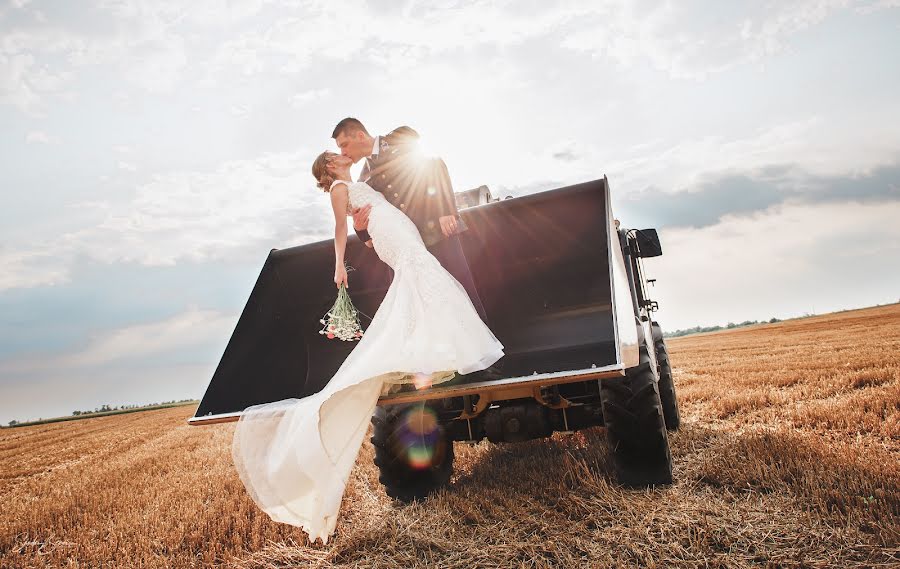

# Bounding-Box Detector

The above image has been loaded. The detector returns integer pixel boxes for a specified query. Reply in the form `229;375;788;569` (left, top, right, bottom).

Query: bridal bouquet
319;284;365;341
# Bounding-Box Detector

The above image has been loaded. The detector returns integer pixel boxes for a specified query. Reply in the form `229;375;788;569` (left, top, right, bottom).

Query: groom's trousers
426;234;488;324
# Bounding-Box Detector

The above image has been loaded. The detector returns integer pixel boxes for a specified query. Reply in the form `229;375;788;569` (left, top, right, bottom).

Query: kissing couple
231;117;505;542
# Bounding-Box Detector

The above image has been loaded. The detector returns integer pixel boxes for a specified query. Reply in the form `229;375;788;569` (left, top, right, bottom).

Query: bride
230;151;504;543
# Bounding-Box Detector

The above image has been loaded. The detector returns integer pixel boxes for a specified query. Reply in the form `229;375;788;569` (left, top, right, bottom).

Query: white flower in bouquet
319;283;365;341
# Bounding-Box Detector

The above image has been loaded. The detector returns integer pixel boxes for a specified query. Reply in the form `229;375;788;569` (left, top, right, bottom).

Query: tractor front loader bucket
192;178;638;424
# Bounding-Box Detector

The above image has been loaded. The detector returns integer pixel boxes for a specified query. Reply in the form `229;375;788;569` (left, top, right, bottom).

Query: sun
410;135;441;160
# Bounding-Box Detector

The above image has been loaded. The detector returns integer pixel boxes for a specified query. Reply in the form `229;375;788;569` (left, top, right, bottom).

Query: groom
331;117;489;326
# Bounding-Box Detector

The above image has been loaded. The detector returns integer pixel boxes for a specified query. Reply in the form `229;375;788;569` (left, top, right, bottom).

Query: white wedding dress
231;179;504;543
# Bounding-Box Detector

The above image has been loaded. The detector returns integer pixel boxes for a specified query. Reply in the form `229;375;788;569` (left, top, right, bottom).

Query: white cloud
738;1;852;64
25;130;59;144
2;0;889;115
0;307;236;373
96;0;271;28
0;248;70;290
561;1;857;79
854;0;900;13
229;103;251;116
0;149;333;292
0;1;196;111
290;88;330;107
650;199;900;330
71;307;234;366
0;32;76;112
212;6;370;75
208;2;597;77
596;116;900;196
72;150;331;266
121;35;188;94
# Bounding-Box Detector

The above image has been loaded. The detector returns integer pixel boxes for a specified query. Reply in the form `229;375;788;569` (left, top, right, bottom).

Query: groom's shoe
439;372;467;386
478;364;505;381
438;364;505;388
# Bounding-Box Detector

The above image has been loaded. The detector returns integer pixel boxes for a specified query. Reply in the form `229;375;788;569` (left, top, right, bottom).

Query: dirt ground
2;304;898;568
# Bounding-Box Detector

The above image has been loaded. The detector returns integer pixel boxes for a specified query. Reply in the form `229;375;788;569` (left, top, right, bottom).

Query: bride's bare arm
330;183;350;288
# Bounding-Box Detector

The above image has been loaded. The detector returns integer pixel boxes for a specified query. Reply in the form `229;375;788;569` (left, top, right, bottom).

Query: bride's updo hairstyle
311;151;336;192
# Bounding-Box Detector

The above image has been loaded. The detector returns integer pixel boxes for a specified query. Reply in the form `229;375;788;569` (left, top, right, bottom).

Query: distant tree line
664;317;782;338
5;399;196;427
69;399;195;417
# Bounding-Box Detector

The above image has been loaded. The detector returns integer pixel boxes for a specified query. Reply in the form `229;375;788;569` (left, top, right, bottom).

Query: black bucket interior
458;179;616;376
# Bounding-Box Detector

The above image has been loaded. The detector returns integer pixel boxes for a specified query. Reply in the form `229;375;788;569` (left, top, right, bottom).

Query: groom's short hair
332;117;369;139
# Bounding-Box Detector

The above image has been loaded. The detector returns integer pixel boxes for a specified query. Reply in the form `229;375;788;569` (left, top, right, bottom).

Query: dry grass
2;304;899;568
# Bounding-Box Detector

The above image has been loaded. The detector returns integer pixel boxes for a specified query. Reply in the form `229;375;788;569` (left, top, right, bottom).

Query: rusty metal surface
188;363;625;426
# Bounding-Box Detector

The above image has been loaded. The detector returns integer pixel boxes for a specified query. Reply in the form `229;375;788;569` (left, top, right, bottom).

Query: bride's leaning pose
230;152;504;543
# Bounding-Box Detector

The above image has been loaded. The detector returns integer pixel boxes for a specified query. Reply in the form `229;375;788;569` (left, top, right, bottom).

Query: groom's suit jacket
356;126;467;248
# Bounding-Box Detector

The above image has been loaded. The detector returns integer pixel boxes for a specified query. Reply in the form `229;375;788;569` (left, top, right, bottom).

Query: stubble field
2;304;898;568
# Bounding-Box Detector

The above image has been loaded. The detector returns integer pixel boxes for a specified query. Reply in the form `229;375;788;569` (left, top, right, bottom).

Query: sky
1;0;899;424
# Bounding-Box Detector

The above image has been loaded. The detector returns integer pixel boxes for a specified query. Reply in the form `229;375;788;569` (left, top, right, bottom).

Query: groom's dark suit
354;126;487;323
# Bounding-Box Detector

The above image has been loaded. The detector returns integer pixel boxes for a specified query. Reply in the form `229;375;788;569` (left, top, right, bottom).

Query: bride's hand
334;265;349;289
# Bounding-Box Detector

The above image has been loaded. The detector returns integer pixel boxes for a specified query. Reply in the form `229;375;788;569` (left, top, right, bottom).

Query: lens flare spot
405;407;438;435
406;445;435;470
395;406;442;470
412;372;433;390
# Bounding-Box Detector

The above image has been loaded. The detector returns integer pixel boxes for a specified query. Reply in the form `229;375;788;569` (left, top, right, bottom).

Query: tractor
190;177;680;500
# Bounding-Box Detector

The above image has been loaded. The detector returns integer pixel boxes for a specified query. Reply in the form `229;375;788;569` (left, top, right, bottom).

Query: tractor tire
370;402;454;503
651;322;681;431
654;338;681;431
599;346;673;487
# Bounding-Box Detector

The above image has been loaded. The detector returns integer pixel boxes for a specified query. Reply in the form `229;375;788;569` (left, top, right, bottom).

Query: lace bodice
329;179;387;214
328;178;426;269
